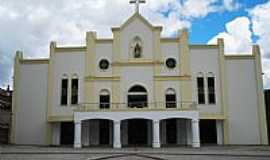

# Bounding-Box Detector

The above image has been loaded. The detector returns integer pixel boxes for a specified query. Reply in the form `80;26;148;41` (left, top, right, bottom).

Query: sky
0;0;270;89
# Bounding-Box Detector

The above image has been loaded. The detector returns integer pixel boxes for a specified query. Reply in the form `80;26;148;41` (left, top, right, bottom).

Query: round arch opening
128;85;147;108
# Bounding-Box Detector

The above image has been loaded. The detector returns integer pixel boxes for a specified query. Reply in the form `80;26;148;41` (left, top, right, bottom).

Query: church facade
10;12;268;148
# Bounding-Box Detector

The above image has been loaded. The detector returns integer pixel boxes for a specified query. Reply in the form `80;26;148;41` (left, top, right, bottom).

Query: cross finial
129;0;146;13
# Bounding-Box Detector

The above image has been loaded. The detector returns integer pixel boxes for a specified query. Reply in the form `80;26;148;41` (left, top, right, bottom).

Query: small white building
10;5;268;148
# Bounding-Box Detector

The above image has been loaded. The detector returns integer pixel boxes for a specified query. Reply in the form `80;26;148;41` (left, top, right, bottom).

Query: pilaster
10;51;23;144
85;32;97;109
253;45;268;145
153;29;163;109
46;42;56;145
112;30;121;109
217;38;229;144
178;29;192;109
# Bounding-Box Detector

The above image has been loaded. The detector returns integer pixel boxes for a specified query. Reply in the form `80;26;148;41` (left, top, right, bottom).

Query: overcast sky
0;0;270;89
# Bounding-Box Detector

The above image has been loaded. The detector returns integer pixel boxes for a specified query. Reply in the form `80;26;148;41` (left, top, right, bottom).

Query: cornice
154;75;191;81
112;60;163;66
225;55;255;60
189;45;219;49
55;46;86;53
85;76;120;81
20;59;49;64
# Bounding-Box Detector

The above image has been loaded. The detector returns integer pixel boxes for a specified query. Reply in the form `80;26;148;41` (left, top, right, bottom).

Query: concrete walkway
1;145;270;160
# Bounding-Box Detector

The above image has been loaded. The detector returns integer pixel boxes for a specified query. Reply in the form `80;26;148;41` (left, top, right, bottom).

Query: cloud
0;0;241;88
180;0;219;18
208;1;270;88
208;16;252;54
223;0;241;11
249;1;270;89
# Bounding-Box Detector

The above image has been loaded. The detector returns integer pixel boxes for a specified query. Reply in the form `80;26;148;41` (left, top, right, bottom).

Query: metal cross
129;0;146;13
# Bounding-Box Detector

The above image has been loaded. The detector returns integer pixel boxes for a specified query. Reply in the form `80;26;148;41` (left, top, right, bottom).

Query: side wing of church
10;13;268;148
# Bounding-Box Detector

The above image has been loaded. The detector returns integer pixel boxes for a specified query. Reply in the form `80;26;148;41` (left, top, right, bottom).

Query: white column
82;121;90;146
52;122;61;146
74;121;82;148
192;119;200;148
113;120;121;148
216;120;224;145
152;120;160;148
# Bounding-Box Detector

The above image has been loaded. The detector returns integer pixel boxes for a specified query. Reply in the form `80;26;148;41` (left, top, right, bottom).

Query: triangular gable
112;12;162;31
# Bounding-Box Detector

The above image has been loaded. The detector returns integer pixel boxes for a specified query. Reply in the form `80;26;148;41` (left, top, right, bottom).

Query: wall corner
10;50;23;144
253;45;269;145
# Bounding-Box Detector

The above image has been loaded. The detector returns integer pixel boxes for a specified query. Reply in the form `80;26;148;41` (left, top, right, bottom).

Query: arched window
165;88;177;108
128;85;147;108
207;72;216;104
100;89;110;109
197;72;205;104
131;36;143;58
60;74;68;106
71;74;79;105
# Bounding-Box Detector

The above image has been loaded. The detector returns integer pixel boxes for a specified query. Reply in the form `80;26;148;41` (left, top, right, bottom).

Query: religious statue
134;43;142;58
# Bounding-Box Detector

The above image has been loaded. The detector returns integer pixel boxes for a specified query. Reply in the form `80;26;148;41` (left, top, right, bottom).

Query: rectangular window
128;95;147;108
100;95;110;109
208;77;216;104
61;79;68;105
166;94;176;108
197;77;205;104
71;78;78;105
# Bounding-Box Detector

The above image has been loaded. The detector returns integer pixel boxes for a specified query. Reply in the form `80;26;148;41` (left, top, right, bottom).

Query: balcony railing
73;101;197;112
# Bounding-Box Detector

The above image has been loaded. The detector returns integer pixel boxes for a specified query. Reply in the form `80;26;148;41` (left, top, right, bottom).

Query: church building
10;1;268;148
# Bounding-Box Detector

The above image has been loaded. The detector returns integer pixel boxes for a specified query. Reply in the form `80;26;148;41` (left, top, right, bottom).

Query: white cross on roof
129;0;146;13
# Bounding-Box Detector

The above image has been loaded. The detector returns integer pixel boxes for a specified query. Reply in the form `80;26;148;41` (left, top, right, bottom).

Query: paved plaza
1;145;270;160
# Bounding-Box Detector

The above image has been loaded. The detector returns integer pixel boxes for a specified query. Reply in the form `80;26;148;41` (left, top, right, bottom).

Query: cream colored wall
160;81;181;104
190;47;222;114
118;16;155;107
120;66;154;104
91;81;113;105
120;18;153;60
51;51;85;116
95;43;113;76
15;63;48;145
160;42;180;76
83;15;189;110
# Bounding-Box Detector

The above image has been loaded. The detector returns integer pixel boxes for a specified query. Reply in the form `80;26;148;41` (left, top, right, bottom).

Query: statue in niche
134;43;142;58
132;36;142;58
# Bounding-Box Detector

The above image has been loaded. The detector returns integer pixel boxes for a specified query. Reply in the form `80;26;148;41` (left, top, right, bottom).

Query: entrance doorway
200;120;217;144
99;120;111;145
166;119;177;144
125;119;151;146
60;122;74;145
